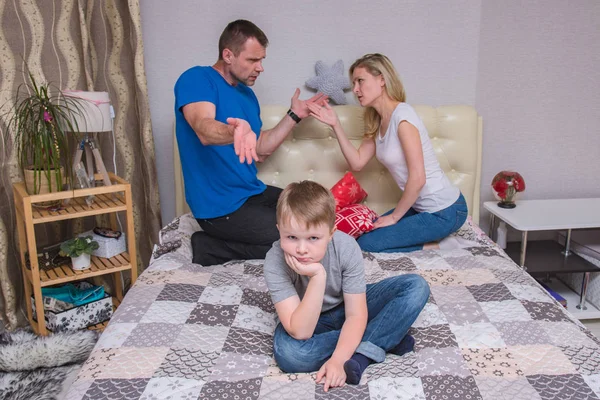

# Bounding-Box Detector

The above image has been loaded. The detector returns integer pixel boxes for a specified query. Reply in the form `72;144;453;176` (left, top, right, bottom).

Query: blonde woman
308;53;467;253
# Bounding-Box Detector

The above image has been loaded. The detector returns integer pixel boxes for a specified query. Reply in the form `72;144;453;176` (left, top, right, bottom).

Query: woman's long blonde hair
349;54;406;139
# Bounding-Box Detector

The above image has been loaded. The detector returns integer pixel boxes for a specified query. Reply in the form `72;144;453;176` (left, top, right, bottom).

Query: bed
66;105;600;400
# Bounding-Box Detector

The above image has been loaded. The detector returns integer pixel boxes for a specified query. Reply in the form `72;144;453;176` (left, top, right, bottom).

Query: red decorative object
491;171;526;209
330;172;368;212
335;204;378;238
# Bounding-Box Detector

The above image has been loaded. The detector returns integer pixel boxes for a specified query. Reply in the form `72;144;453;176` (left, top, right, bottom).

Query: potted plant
59;236;99;271
5;71;83;196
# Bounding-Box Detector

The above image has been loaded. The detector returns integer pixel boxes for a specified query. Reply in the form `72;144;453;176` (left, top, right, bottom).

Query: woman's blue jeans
273;274;430;373
357;193;468;253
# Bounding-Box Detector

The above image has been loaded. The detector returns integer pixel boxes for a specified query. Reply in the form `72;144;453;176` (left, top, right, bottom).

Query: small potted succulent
59;236;99;271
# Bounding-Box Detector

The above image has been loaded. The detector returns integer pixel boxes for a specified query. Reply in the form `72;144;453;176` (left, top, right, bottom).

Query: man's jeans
273;274;430;373
357;193;468;253
192;185;282;266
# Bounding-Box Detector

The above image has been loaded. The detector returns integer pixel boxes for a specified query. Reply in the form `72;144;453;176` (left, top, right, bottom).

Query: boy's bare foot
423;242;440;250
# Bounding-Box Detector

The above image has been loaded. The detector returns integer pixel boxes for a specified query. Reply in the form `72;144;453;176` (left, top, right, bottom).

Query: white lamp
63;91;113;187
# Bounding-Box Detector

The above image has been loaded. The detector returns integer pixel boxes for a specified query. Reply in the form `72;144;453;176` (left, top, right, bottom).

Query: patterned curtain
0;0;161;330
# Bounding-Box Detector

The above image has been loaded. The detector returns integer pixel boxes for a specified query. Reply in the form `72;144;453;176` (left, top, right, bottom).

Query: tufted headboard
174;104;483;224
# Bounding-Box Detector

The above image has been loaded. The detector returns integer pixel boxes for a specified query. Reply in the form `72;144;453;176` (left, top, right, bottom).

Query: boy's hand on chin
316;357;346;392
284;253;325;278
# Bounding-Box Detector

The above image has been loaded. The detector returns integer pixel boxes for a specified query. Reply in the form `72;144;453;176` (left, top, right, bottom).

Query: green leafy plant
59;236;99;258
5;71;83;194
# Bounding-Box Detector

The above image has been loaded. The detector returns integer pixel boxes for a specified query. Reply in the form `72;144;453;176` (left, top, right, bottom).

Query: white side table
484;199;600;313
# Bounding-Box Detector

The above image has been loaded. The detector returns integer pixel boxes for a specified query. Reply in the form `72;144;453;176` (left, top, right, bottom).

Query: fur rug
0;329;98;400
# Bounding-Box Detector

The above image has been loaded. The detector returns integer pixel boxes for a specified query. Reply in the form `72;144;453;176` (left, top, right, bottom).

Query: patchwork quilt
66;215;600;400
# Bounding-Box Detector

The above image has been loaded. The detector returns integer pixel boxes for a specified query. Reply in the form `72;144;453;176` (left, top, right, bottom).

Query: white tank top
376;103;460;213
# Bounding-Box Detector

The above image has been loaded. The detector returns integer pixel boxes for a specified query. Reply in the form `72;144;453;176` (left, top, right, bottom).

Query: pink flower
513;174;526;191
493;179;508;199
43;111;53;122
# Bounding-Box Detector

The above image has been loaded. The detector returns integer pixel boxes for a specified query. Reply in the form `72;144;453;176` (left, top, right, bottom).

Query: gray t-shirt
264;230;366;313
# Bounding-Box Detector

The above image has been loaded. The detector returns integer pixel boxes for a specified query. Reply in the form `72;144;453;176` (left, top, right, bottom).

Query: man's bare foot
423;242;440;250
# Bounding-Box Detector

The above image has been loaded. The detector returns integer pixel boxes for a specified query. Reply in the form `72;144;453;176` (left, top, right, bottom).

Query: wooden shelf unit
13;172;137;335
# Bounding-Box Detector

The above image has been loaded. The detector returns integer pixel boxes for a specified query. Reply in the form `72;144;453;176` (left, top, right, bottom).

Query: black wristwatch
287;109;302;123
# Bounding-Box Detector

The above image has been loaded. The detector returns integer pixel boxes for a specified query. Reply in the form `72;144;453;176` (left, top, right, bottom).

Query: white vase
71;254;91;271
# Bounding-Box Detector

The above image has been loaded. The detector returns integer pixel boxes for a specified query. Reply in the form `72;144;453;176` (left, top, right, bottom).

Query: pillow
305;60;351;104
330;172;368;212
335;204;378;239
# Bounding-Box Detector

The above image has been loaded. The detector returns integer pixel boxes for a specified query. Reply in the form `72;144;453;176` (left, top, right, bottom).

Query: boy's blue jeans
357;193;468;253
273;274;430;373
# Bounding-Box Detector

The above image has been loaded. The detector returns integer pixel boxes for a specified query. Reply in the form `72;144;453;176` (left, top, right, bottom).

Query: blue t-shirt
174;66;266;218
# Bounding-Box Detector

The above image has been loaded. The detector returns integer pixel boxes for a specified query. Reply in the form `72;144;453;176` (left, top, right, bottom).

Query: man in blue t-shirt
174;19;326;266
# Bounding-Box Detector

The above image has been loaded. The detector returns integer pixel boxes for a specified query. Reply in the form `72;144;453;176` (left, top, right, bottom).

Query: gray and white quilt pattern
66;215;600;400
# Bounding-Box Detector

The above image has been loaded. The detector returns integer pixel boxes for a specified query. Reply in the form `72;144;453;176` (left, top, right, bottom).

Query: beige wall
140;0;600;228
476;0;600;236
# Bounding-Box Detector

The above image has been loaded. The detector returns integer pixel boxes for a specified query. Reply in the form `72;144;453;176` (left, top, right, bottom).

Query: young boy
264;181;430;391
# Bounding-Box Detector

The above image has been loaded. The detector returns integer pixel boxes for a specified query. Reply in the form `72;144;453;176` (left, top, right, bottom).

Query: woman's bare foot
423;242;440;250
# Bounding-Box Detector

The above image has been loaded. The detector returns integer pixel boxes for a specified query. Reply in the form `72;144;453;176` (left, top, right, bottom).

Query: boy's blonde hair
349;53;406;139
277;181;336;230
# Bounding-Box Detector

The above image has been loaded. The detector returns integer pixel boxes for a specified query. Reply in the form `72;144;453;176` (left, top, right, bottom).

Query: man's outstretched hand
290;88;328;119
227;90;327;163
227;117;259;164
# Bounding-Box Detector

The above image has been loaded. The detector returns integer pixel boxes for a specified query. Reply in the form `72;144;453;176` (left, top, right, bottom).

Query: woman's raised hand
290;88;328;119
308;102;339;128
